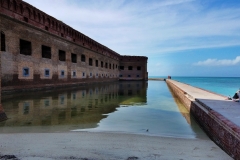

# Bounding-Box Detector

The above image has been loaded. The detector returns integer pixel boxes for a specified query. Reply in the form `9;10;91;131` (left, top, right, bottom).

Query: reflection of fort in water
0;82;147;129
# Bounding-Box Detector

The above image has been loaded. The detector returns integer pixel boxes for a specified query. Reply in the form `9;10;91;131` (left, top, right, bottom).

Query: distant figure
227;90;240;102
146;129;148;132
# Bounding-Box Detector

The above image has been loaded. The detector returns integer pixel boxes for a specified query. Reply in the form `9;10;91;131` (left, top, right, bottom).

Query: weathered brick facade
0;0;148;92
119;56;148;81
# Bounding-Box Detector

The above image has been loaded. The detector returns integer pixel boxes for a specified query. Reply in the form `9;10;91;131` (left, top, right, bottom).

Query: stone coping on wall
166;79;240;159
167;79;240;127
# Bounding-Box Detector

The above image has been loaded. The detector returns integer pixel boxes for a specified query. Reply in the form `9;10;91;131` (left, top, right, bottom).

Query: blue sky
24;0;240;77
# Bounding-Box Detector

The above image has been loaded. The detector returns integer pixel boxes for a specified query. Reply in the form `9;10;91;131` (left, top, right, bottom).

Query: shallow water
0;81;207;139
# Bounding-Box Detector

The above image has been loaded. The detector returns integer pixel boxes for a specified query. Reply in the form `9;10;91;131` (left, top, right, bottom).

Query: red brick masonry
166;80;240;160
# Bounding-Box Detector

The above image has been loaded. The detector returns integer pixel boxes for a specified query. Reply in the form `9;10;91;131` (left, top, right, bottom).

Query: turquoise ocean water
150;76;240;97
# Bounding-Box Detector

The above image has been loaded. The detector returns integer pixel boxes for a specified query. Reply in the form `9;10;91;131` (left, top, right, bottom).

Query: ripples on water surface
0;81;207;139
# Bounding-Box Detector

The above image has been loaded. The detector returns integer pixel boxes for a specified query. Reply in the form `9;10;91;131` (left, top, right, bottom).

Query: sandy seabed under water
0;131;233;160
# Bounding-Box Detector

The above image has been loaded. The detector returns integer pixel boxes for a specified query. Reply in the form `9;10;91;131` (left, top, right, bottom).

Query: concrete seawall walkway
168;80;240;127
167;79;240;159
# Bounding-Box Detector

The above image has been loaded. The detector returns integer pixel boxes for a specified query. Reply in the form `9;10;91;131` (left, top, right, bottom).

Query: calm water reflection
0;81;207;139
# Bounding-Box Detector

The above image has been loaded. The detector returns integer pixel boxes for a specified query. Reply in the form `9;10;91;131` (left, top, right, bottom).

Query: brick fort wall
0;0;148;92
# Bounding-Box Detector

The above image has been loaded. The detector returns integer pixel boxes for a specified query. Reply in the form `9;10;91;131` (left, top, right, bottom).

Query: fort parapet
0;0;148;92
0;0;119;60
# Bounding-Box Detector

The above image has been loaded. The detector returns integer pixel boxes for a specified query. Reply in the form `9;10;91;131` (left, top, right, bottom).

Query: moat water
0;81;207;139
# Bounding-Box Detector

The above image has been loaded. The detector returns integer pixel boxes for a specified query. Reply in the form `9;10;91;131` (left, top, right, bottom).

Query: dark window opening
1;32;6;51
42;45;51;59
20;39;31;55
109;64;111;69
89;58;93;66
71;53;77;63
113;65;115;69
101;61;103;68
128;75;131;77
61;70;65;77
44;100;50;107
73;71;76;77
81;54;85;62
60;96;65;104
45;69;50;77
24;17;28;23
128;90;132;96
23;67;29;77
59;50;66;61
23;102;29;114
83;72;85;77
119;90;124;96
120;66;124;70
128;66;133;70
137;90;140;94
137;75;140;77
105;63;108;68
119;75;123;77
72;93;76;100
137;66;141;70
45;26;49;31
96;60;98;67
81;108;85;112
61;33;64;37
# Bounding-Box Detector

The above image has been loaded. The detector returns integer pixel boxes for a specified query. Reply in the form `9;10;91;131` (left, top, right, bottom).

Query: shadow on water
167;84;208;139
0;81;147;133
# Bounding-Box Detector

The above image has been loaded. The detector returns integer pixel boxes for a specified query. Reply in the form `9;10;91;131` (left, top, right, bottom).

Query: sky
23;0;240;77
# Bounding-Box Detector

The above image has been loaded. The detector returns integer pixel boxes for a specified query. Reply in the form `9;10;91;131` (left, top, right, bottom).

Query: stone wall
0;0;148;92
0;0;120;60
0;15;120;92
119;56;148;81
166;80;240;160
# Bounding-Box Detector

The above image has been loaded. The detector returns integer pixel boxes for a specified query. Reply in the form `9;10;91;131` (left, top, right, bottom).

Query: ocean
149;76;240;97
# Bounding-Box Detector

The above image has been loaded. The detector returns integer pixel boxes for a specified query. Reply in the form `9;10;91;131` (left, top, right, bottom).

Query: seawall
166;79;240;160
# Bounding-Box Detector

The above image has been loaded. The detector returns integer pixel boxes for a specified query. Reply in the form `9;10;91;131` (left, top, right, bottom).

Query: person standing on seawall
227;90;240;102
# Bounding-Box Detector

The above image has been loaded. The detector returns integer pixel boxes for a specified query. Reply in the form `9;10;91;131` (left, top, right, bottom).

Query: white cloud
193;56;240;66
23;0;240;56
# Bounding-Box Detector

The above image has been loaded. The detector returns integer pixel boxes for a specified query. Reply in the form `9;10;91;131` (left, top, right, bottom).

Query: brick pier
166;79;240;160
